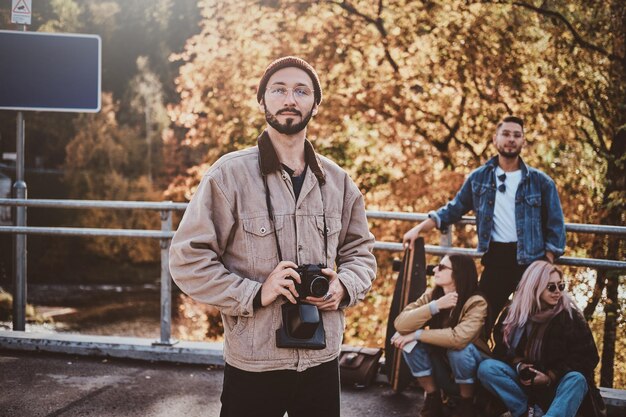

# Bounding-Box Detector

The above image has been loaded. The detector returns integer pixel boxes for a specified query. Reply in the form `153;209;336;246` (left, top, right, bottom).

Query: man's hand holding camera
305;268;346;311
261;262;345;310
261;261;301;306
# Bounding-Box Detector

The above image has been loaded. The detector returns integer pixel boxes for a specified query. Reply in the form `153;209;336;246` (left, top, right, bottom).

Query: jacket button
260;227;266;234
298;245;303;251
488;200;493;205
282;174;288;180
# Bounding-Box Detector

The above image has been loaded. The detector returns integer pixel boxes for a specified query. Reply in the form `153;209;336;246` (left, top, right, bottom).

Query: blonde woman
392;254;490;417
477;260;605;417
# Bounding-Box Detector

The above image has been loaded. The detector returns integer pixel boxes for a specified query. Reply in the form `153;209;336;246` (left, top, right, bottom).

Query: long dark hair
430;254;480;329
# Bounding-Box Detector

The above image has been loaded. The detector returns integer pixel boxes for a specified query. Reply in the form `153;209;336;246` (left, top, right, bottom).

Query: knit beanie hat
257;56;322;105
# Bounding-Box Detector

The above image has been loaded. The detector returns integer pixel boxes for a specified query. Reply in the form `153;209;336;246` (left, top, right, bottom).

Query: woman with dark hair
477;260;605;417
392;254;489;417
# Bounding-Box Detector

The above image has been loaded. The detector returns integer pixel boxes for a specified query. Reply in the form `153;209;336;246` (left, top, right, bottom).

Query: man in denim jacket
403;116;565;330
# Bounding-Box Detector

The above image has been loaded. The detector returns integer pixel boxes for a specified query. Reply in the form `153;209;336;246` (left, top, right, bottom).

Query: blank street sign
0;30;101;112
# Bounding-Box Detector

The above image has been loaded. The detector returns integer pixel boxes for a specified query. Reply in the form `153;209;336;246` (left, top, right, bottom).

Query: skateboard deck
384;237;427;392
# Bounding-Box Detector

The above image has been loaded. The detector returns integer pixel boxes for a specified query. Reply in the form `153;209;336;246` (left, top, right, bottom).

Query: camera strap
263;174;328;268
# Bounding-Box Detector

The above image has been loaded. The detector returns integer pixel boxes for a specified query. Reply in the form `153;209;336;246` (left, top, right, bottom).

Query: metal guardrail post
154;208;176;346
12;112;27;331
440;225;453;249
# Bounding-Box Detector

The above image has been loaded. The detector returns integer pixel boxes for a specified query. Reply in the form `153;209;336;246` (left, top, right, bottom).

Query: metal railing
1;198;625;346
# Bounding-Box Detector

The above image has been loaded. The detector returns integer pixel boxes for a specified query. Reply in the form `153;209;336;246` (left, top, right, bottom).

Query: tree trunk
600;271;620;387
596;127;626;387
595;0;626;388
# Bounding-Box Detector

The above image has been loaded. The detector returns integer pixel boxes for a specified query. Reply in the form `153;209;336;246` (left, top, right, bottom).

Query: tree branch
327;0;376;24
470;70;514;114
580;125;606;158
326;0;400;73
509;1;624;62
448;93;480;159
582;93;610;154
583;270;606;321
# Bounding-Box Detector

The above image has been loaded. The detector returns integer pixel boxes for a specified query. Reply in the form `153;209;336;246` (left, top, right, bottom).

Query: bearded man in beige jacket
169;56;377;417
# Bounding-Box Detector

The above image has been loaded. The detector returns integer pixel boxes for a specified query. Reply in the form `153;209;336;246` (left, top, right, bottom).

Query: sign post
13;111;26;331
9;4;30;331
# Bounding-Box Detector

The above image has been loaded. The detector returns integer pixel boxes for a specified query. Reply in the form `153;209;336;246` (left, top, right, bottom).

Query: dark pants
478;242;529;334
220;358;340;417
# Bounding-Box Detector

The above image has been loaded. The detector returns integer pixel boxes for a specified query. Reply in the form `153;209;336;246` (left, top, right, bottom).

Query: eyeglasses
497;173;506;193
267;85;313;100
436;263;453;272
546;282;566;293
499;131;523;139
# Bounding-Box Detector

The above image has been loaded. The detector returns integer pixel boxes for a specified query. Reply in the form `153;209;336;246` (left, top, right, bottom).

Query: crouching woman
392;254;490;417
477;260;606;417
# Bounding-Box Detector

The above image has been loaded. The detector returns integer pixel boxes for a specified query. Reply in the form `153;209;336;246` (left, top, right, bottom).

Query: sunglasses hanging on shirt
497;173;506;193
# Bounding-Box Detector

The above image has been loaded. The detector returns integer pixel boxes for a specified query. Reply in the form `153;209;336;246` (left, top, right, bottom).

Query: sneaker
451;397;476;417
420;391;443;417
531;404;544;417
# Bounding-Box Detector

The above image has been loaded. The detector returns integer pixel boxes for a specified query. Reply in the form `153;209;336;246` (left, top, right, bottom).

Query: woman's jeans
477;359;588;417
402;341;486;384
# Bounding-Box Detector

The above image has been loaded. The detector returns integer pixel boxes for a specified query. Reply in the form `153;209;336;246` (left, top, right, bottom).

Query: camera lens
309;275;329;298
519;368;534;381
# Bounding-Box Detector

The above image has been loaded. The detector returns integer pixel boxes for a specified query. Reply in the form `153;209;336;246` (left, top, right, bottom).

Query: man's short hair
496;116;524;132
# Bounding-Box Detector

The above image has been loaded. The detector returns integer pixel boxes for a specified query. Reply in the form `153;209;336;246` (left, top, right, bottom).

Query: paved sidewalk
0;350;423;417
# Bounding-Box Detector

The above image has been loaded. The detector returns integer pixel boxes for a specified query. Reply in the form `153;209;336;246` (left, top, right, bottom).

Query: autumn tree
64;93;161;262
168;0;624;386
128;56;170;183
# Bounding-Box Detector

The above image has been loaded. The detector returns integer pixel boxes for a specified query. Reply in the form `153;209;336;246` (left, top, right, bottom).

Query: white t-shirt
492;167;522;242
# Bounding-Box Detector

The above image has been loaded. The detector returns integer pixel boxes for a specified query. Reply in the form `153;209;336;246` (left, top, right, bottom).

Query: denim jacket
429;156;565;265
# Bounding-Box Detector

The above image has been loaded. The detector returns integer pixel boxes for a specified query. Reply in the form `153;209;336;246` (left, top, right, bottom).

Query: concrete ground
0;350;423;417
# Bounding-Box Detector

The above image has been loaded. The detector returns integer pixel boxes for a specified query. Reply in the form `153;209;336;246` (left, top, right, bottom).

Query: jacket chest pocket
243;216;284;261
471;182;491;215
316;216;342;265
524;194;541;221
523;194;542;228
524;195;541;208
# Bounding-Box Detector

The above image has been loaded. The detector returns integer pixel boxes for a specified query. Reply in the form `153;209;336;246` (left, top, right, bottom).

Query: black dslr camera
276;264;329;350
292;264;330;299
519;366;536;383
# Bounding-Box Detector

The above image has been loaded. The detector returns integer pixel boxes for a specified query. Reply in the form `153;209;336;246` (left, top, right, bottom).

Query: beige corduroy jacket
169;131;376;372
394;291;491;355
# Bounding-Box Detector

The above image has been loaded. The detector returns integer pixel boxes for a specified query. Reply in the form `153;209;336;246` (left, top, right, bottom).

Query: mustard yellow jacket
394;291;490;355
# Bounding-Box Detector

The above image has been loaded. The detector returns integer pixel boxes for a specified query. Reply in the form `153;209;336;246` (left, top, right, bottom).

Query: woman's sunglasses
546;282;566;293
436;264;453;271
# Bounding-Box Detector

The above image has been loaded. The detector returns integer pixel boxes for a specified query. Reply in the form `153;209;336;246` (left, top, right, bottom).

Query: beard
497;145;521;159
264;105;314;135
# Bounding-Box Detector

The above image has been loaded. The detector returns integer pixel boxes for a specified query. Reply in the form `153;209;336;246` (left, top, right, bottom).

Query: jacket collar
486;155;529;180
257;130;326;185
